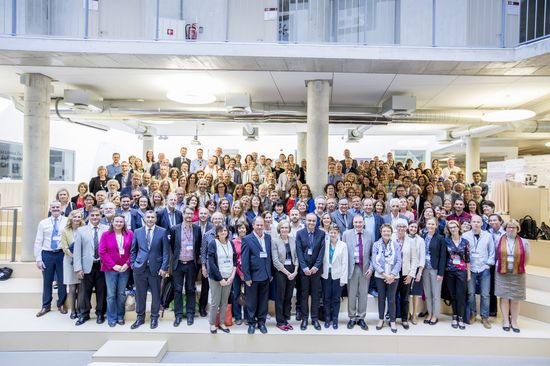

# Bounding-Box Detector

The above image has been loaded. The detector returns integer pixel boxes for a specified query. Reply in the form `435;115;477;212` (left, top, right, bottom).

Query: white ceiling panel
331;73;395;106
270;72;333;104
209;71;282;103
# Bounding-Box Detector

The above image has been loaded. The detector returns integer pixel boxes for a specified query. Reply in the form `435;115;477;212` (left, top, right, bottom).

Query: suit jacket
172;156;191;170
295;227;325;272
382;213;410;225
271;235;298;272
73;223;109;274
98;230;133;272
121;186;147;198
340;159;358;169
156;208;183;230
424;233;447;277
131;209;146;231
89;176;108;195
115;172;133;190
331;210;352;234
207;240;237;281
321;239;348;284
231;170;242;184
241;232;272;282
170;223;202;271
342;228;373;279
436;190;461;204
130;225;170;274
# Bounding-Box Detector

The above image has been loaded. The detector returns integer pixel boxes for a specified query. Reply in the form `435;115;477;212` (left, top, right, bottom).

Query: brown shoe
482;318;492;329
36;308;50;317
58;306;68;314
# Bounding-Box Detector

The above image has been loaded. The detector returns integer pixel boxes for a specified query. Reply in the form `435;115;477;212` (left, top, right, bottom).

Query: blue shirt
106;163;121;178
190;159;207;173
364;213;376;243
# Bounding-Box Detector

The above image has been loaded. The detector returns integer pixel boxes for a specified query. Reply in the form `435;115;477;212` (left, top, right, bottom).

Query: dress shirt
34;215;68;262
462;230;495;273
254;232;266;252
364;213;376;243
106;163;122;178
190;159;207;173
180;224;194;261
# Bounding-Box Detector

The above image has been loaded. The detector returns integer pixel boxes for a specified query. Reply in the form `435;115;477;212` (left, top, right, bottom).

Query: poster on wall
0;141;23;179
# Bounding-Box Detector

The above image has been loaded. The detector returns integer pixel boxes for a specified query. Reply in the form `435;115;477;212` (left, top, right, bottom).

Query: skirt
63;255;79;285
494;272;526;301
410;268;424;296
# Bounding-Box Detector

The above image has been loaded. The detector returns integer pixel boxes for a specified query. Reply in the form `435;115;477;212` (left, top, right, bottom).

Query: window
0;140;75;181
392;150;426;167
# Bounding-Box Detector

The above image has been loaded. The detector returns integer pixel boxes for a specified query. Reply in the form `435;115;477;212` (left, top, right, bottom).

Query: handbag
125;293;136;312
0;267;13;281
237;285;246;307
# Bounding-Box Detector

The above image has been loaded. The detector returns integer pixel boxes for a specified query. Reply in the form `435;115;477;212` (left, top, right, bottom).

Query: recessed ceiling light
166;90;216;105
481;109;536;122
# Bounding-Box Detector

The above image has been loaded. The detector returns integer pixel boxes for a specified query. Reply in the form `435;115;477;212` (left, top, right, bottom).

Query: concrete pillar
297;132;307;163
305;80;331;197
465;137;480;180
142;134;154;159
20;73;52;262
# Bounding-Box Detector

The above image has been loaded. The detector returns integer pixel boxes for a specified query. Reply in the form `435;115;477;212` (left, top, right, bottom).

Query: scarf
496;235;526;274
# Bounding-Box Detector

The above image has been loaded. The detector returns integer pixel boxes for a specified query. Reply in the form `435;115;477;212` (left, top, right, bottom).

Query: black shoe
376;321;384;330
117;320;125;326
333;321;338;329
402;322;410;330
187;316;194;326
75;316;90;326
150;318;158;329
235;319;243;325
347;320;356;329
70;311;78;319
312;320;321;331
423;318;431;324
324;321;330;328
418;311;428;318
296;312;303;321
503;325;511;332
489;312;497;317
300;320;308;330
108;322;116;327
173;317;182;327
429;318;439;325
96;315;105;324
391;326;398;333
247;325;255;334
357;319;368;331
210;327;217;334
199;309;207;317
219;326;231;333
131;319;144;329
259;324;268;334
512;326;520;333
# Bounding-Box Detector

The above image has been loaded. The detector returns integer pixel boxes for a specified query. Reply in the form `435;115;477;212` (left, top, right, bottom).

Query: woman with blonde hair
60;210;85;319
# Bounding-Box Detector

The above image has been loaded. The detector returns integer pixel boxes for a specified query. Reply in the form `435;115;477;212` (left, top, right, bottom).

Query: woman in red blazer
99;215;133;327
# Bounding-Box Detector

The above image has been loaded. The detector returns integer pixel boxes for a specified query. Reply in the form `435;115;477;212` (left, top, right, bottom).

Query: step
527;265;550;292
0;309;549;357
530;240;550;269
524;288;550;323
0;261;42;279
92;340;167;363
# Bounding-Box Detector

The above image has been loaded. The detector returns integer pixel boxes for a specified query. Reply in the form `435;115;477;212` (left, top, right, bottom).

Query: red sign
167;28;174;36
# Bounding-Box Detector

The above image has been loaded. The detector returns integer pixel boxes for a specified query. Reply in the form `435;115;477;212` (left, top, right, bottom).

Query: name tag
471;252;480;258
452;256;461;265
186;244;194;250
507;255;514;263
223;259;232;264
426;254;431;262
284;259;292;265
52;236;61;242
307;249;313;255
119;248;125;256
260;252;268;258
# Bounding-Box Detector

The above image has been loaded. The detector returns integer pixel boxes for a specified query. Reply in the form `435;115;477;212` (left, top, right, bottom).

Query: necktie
51;218;59;250
93;227;99;259
308;232;313;250
147;228;152;250
358;232;364;268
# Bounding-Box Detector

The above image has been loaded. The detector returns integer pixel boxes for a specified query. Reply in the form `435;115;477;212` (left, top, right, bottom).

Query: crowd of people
33;147;529;334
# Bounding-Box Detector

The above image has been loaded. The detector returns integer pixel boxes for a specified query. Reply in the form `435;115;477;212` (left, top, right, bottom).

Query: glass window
392;150;426;167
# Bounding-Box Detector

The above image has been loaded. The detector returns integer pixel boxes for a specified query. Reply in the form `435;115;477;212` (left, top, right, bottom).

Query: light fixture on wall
481;109;535;122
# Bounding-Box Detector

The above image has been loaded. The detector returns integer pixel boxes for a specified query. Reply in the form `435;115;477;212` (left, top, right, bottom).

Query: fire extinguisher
185;23;197;40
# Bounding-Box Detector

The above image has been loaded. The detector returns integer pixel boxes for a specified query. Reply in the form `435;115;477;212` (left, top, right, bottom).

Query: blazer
98;230;133;272
73;223;109;274
340;158;358;169
130;225;170;274
371;238;403;278
241;232;272;282
207;240;237;281
321;239;348;285
331;210;353;235
436;190;461;204
271;235;298;272
295;227;325;272
399;234;420;278
170;223;202;271
424;232;447;277
342;228;373;279
115;172;133;190
231;169;242;184
172;156;191;170
131;209;146;231
89;176;108;195
382;213;410;225
120;186;147;198
156;208;183;230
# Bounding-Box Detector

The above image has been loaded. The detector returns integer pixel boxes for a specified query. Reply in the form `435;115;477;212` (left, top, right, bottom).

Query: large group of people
33;147;529;334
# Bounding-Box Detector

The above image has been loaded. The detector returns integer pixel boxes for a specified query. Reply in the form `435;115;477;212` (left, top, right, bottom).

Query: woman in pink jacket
99;215;133;327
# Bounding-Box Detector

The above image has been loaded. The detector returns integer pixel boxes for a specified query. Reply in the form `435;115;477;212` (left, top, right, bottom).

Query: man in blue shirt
106;152;122;178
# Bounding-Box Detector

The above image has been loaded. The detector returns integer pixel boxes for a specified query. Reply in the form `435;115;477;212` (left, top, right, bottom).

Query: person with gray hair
382;198;409;230
156;193;183;230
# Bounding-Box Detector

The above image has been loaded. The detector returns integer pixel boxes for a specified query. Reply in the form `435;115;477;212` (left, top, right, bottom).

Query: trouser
208;278;232;325
375;277;398;322
104;271;129;324
245;279;269;326
173;261;197;318
322;274;342;323
41;250;67;309
133;265;161;320
299;271;322;321
295;272;302;315
489;265;498;315
397;272;412;321
231;275;245;320
422;268;442;318
347;264;368;320
79;261;106;317
447;270;468;319
199;271;209;312
468;268;491;318
275;268;295;325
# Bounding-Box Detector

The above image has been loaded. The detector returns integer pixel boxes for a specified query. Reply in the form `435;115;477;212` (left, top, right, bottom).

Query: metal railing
0;207;19;262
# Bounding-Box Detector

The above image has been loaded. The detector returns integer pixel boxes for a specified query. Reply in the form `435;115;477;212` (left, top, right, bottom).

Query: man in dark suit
130;210;170;329
121;174;147;198
331;198;352;234
296;213;325;331
156;193;183;230
382;198;410;229
226;158;242;184
170;207;202;326
340;149;358;169
436;179;461;204
172;147;191;172
241;216;272;334
114;161;132;190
